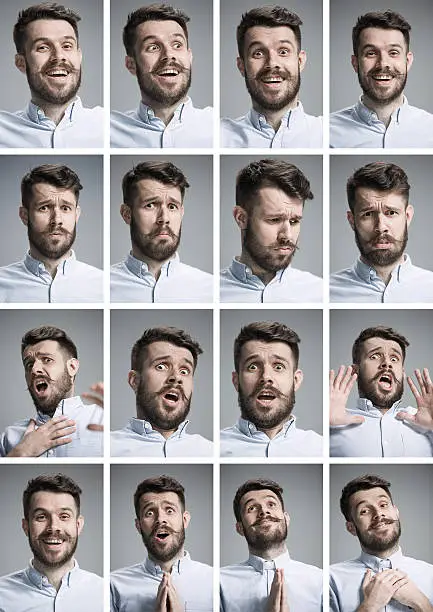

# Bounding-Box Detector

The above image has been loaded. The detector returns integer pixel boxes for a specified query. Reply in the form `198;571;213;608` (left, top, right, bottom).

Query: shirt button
48;450;54;456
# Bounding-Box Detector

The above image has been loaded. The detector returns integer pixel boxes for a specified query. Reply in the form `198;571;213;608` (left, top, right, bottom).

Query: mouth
256;389;277;406
154;529;171;543
157;68;180;77
162;388;181;406
377;373;394;391
370;520;394;531
33;379;50;396
41;537;65;550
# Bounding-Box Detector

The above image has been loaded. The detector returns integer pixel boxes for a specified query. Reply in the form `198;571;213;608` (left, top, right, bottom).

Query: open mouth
163;389;180;405
154;530;171;542
256;389;277;405
378;373;393;390
45;68;69;78
157;68;180;77
34;379;49;395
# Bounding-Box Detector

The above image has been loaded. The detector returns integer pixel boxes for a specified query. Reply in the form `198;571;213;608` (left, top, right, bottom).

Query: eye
290;218;301;226
267;218;280;224
168;203;179;210
179;367;190;376
390;356;400;363
61;205;73;212
166;507;175;514
365;50;377;57
37;205;49;212
370;353;380;360
252;49;264;58
59;513;71;520
247;504;256;512
144;202;155;209
385;210;398;216
273;363;285;371
268;501;276;507
35;514;46;521
146;43;160;52
62;42;74;50
42;357;53;364
247;363;258;371
389;50;400;57
278;47;290;56
36;44;50;52
144;509;154;517
172;41;184;50
155;363;168;371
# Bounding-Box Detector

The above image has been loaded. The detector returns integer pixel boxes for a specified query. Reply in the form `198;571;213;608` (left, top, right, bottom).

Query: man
111;475;213;611
220;321;322;457
330;474;433;611
220;159;323;302
110;4;213;147
0;163;103;303
111;327;213;457
330;162;433;303
330;10;433;148
221;6;322;148
220;478;322;611
0;3;103;148
330;325;433;457
0;473;103;611
0;326;103;457
110;161;213;303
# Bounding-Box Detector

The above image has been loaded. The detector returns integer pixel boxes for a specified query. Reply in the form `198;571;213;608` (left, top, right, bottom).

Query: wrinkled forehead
243;25;298;52
138;490;183;513
240;339;295;364
133;178;183;205
349;487;392;513
28;491;78;515
22;339;63;361
360;337;403;359
357;26;407;52
240;488;282;513
134;19;187;45
251;185;304;216
23;18;78;45
143;341;194;366
354;187;407;212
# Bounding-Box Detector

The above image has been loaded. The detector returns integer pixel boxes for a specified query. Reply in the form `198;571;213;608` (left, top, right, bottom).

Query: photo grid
1;0;433;611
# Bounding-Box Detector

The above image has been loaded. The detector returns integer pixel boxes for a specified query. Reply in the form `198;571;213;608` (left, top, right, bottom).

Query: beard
358;66;407;106
130;214;181;262
136;59;191;107
242;516;287;551
238;381;295;430
243;222;298;275
29;529;78;569
28;219;76;261
245;66;301;112
356;518;401;554
139;523;185;563
358;370;404;409
26;59;81;106
136;379;191;431
28;367;74;416
354;224;408;268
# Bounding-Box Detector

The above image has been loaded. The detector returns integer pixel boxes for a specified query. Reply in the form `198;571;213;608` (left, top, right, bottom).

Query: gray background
330;464;433;564
220;309;323;433
220;155;323;277
110;0;213;111
0;0;103;110
110;309;213;440
330;309;433;409
330;155;433;273
330;0;433;112
0;155;103;269
0;309;103;433
111;464;212;571
110;155;213;274
220;0;323;118
220;464;323;567
0;464;103;575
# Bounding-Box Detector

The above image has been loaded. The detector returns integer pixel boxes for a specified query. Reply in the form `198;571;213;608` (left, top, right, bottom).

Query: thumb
346;414;365;425
24;419;36;435
362;569;373;587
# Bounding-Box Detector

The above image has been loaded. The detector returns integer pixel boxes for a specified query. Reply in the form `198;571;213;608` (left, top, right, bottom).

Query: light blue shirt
0;98;104;148
221;103;323;148
330;255;433;303
111;418;213;457
220;258;323;303
220;551;323;612
111;252;213;303
220;417;323;457
0;560;103;612
330;97;433;148
330;548;433;612
110;98;213;147
0;251;103;303
0;396;104;457
330;398;433;457
110;552;213;612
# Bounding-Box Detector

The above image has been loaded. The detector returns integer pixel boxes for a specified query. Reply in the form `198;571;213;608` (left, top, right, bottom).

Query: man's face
348;188;413;268
22;339;77;415
135;491;190;563
122;179;184;263
355;337;404;409
126;19;192;106
235;186;303;275
236;489;288;550
131;341;194;431
23;491;83;569
233;340;303;430
346;487;401;554
237;26;305;112
19;183;80;261
16;19;82;105
351;28;413;106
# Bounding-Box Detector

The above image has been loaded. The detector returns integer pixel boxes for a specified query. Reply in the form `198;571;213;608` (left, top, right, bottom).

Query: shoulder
75;567;103;584
110;562;143;581
176;262;213;280
0;260;26;277
330;106;357;122
72;259;103;277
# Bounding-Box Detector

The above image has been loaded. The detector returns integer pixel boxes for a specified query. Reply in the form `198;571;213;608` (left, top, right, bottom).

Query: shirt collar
36;396;83;424
248;550;291;573
355;95;408;125
359;547;404;571
137;97;192;125
249;102;304;131
27;559;79;589
144;551;191;576
24;250;76;277
230;257;289;284
129;417;190;439
354;254;411;284
237;416;296;438
124;251;179;279
25;97;83;125
355;397;403;415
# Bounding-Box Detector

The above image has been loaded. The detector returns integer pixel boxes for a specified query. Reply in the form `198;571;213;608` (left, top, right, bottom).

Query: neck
362;542;399;559
361;93;404;127
33;557;74;592
252;99;297;131
30;94;75;125
141;95;186;126
149;548;185;573
29;246;72;278
136;409;180;440
131;246;174;280
257;419;290;440
249;542;287;561
361;254;405;285
237;252;278;285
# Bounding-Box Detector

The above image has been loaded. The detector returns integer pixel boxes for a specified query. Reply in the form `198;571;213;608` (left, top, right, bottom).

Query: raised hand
330;366;364;427
82;382;104;432
396;369;433;431
7;416;76;457
266;568;290;612
358;569;408;612
155;573;184;612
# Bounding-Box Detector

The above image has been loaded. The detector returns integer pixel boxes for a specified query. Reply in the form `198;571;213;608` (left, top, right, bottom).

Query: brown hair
122;161;189;208
234;321;300;373
340;474;393;521
131;326;202;372
347;162;410;213
352;10;411;56
233;478;284;522
22;326;78;360
14;3;81;53
134;475;186;518
237;6;302;58
23;473;82;520
21;164;82;210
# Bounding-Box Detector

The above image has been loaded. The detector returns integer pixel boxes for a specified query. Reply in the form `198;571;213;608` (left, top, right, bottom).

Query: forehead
240;488;282;511
28;491;77;513
244;25;298;50
133;179;182;203
358;27;406;50
240;339;294;364
24;19;77;43
29;183;77;205
138;490;182;511
349;487;391;510
143;341;193;365
360;337;403;357
354;187;406;211
135;19;186;42
22;339;62;360
251;186;303;216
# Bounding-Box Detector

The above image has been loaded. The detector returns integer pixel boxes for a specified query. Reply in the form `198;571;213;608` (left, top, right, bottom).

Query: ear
75;205;81;222
235;521;244;537
182;510;191;530
236;56;245;77
395;505;400;518
346;520;357;537
120;204;132;226
284;511;290;530
298;50;306;73
180;203;184;219
134;518;141;534
406;51;413;72
293;369;303;392
66;358;79;378
351;364;359;376
405;204;414;227
76;514;84;536
347;210;355;231
232;371;239;392
22;518;29;536
125;55;137;76
19;206;29;226
128;370;139;393
351;55;359;74
188;48;193;64
233;206;248;230
15;53;26;74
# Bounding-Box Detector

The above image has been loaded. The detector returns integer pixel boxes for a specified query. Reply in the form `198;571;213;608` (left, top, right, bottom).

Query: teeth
159;69;179;76
373;75;392;80
44;539;62;544
47;70;68;76
262;77;282;83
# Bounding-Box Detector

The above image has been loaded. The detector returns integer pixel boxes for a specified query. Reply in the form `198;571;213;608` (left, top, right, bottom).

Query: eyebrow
242;494;279;509
31;35;77;45
31;506;75;514
354;495;390;510
365;345;402;357
140;195;182;206
140;499;179;511
357;204;401;213
150;354;194;369
243;353;290;365
140;32;186;45
360;42;404;51
23;351;56;364
247;38;295;53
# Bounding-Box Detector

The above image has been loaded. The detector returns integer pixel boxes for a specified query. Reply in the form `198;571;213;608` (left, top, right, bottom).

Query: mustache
368;67;405;78
368;233;404;247
250;383;288;399
369;518;399;530
372;371;403;385
256;68;293;81
43;60;79;74
151;60;189;75
252;516;282;527
158;384;187;401
147;226;178;239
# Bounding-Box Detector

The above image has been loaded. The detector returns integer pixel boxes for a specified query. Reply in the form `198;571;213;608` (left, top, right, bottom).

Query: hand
266;568;290;612
155;573;184;612
7;416;76;457
82;382;104;432
330;366;364;427
393;576;433;611
396;369;433;431
359;569;409;612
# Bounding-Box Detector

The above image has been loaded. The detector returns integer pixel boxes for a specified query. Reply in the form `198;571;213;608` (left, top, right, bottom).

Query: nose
260;363;274;384
374;212;388;233
50;206;63;225
31;359;44;375
265;48;281;69
167;369;183;385
51;43;67;62
258;504;270;518
156;206;170;225
379;355;393;369
374;51;390;69
47;514;62;531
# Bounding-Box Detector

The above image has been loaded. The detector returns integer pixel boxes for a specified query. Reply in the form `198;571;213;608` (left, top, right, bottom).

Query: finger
344;413;365;426
395;411;416;423
414;369;427;394
51;436;73;447
333;365;347;388
89;382;104;395
362;569;373;586
87;424;104;432
407;376;421;400
81;392;103;407
24;419;36;435
340;366;356;392
50;419;76;431
343;371;358;395
423;368;433;389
